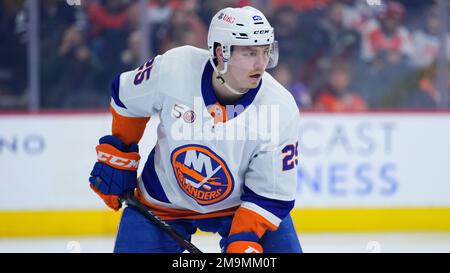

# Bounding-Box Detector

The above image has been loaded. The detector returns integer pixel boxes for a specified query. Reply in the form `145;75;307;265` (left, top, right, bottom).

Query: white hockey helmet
207;6;279;71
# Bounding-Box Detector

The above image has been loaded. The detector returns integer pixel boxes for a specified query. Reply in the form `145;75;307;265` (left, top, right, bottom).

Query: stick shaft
121;192;203;253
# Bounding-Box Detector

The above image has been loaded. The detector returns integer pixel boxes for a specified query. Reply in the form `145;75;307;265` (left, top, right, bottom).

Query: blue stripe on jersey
141;149;171;204
201;61;262;119
241;185;294;220
111;74;127;109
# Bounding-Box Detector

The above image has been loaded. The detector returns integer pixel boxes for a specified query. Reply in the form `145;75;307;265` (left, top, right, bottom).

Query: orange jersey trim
229;206;278;238
226;241;263;253
208;102;227;124
110;106;150;145
134;188;238;220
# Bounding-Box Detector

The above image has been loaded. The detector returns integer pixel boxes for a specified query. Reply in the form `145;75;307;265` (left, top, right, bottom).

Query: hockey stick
120;191;203;253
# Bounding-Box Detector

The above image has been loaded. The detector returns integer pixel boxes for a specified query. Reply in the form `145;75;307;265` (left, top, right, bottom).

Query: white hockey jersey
110;46;300;231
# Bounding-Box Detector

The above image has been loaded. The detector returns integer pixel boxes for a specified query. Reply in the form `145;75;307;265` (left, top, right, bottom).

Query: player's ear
215;45;224;64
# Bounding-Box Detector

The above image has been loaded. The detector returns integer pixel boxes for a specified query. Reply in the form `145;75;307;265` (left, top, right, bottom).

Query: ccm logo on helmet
97;151;139;170
254;30;270;34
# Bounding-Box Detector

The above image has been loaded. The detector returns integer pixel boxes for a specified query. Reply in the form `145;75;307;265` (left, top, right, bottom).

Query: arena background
1;0;449;252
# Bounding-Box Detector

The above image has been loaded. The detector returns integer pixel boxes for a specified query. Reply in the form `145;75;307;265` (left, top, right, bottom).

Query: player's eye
243;50;257;57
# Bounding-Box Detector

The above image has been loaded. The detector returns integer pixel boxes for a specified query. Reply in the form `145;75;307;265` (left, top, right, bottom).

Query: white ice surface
1;232;449;253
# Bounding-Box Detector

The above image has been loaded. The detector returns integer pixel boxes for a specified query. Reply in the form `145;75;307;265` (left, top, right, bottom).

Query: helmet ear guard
221;44;231;63
210;43;232;75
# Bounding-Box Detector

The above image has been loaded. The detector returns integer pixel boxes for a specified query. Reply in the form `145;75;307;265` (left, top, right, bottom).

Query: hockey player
89;6;302;253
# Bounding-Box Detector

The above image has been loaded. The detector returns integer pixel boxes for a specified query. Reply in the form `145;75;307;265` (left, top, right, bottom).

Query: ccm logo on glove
96;144;140;171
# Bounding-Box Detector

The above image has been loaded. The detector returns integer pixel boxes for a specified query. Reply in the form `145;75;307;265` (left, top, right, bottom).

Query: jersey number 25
134;58;154;85
282;142;298;171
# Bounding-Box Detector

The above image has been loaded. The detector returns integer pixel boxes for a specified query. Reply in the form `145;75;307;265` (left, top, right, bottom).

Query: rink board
1;207;450;237
1;112;450;236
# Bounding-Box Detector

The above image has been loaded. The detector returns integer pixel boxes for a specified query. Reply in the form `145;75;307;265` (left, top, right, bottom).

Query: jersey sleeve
109;55;164;145
229;113;300;238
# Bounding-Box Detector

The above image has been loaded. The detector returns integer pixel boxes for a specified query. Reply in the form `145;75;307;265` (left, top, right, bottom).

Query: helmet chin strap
209;58;249;96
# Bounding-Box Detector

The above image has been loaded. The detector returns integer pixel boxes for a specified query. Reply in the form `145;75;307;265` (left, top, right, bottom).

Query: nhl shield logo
171;145;234;206
183;110;196;123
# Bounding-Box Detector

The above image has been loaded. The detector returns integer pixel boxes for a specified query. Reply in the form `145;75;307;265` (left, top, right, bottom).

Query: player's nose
254;53;267;71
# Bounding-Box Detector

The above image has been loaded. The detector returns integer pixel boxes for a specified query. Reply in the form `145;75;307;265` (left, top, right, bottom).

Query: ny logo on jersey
171;144;234;206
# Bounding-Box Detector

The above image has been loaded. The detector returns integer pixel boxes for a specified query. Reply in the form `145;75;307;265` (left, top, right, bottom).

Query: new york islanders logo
171;145;234;206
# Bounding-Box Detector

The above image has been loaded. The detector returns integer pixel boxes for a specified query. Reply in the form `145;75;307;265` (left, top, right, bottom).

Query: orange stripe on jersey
226;241;263;253
229;206;278;238
110;106;150;145
208;102;227;124
135;188;238;220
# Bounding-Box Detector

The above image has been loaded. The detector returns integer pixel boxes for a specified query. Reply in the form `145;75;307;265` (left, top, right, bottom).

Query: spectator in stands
1;0;446;110
270;6;302;67
359;1;413;64
27;0;78;108
352;1;416;108
272;63;311;108
300;1;360;86
87;0;135;91
339;0;375;32
87;0;131;38
270;0;331;11
147;0;175;56
0;0;27;109
313;59;367;111
120;31;142;71
403;62;447;109
43;26;98;108
39;0;77;38
158;5;207;53
351;48;415;108
148;0;174;25
411;5;442;68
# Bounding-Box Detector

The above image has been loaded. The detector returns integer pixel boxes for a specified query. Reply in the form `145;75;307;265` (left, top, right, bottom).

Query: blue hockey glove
89;135;140;211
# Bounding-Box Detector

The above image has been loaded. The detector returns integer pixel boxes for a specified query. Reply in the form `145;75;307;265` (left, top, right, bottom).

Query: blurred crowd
0;0;449;110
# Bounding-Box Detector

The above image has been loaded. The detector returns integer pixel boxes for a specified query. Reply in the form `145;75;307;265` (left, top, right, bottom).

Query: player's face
227;45;270;89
